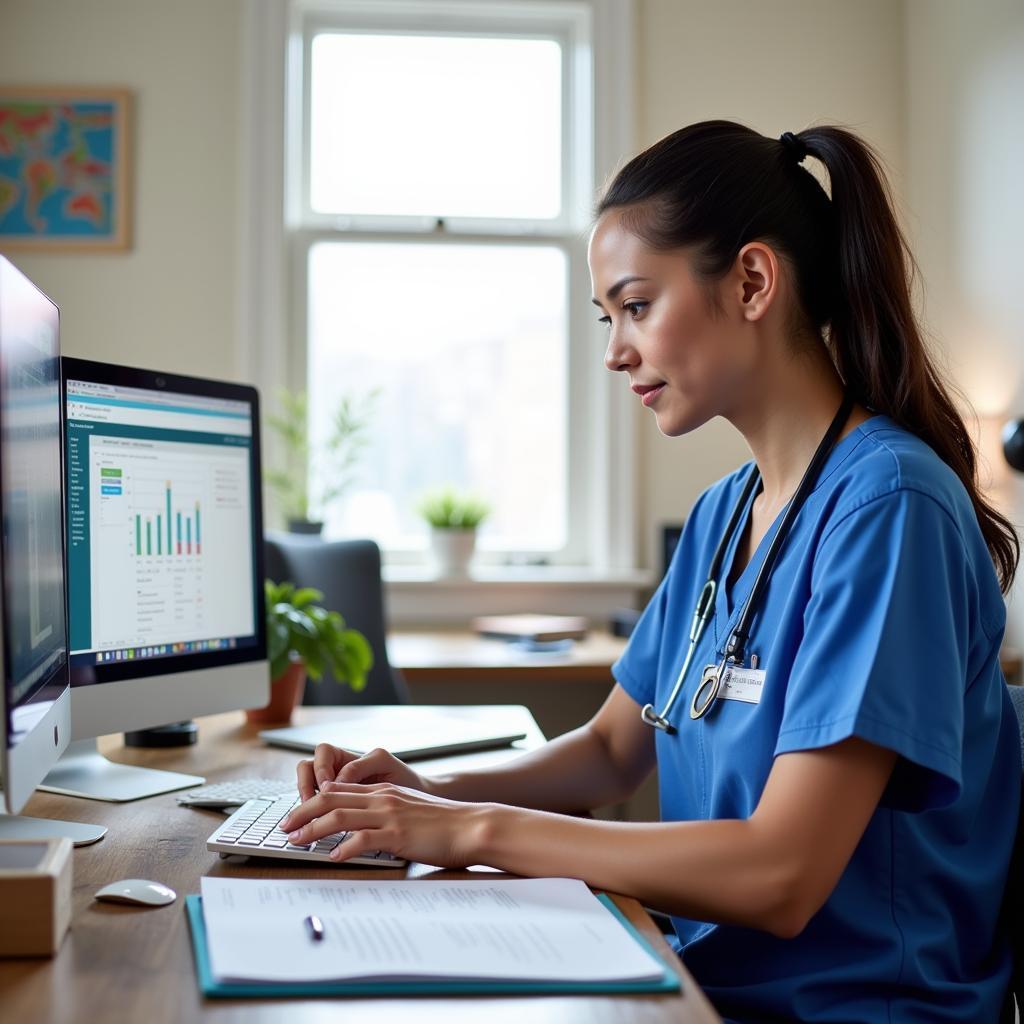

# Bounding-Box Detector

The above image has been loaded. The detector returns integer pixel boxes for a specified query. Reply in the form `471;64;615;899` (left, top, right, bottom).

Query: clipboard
184;893;682;998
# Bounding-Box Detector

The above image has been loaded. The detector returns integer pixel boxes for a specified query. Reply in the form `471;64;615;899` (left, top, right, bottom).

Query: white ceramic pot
430;527;477;577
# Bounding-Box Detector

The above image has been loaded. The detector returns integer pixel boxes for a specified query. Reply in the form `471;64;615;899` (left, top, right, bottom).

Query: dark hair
597;120;1019;593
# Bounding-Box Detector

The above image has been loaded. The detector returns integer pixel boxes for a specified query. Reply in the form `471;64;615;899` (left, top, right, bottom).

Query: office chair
264;531;410;706
1001;684;1024;1023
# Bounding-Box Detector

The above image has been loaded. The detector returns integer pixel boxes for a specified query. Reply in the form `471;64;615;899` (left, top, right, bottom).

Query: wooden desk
389;630;627;685
2;706;719;1024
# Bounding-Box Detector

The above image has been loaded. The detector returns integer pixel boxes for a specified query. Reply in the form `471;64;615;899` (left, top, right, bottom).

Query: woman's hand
278;782;499;868
295;743;431;801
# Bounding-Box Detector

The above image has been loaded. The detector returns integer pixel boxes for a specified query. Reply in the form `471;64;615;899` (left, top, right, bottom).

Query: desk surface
3;706;718;1024
389;630;628;684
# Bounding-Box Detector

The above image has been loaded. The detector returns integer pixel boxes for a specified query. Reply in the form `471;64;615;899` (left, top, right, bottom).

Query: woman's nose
604;330;638;373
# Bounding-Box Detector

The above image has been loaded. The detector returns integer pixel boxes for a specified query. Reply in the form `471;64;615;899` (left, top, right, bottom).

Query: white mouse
94;879;177;907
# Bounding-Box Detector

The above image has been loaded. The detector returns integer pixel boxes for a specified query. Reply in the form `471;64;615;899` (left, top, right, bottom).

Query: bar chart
86;435;254;650
130;485;202;557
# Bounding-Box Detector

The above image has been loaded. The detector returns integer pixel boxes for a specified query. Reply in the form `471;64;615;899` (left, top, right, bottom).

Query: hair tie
779;131;808;164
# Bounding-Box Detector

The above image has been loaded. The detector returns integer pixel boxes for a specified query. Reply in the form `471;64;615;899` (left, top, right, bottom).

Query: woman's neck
725;348;865;507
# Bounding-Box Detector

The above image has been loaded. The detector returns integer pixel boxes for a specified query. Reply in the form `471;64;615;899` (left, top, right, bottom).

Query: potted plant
417;487;491;577
265;388;378;534
245;580;374;724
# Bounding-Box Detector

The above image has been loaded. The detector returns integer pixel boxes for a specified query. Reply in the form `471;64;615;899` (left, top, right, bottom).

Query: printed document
200;876;666;984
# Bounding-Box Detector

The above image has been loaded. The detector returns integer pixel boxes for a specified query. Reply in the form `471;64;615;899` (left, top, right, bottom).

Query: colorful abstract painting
0;88;131;252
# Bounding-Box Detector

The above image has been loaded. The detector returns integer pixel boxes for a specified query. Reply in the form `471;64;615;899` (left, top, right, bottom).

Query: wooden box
0;837;73;956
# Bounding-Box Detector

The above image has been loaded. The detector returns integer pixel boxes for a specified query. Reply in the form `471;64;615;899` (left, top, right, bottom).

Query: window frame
240;0;638;575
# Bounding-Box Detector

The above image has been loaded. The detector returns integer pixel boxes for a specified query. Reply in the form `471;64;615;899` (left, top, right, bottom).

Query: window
309;33;563;219
308;241;569;550
256;0;636;571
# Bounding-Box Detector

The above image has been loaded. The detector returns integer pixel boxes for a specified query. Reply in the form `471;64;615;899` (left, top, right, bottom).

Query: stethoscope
640;392;855;732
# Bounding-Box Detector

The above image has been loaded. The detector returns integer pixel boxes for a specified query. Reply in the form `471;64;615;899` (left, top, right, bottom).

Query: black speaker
662;523;684;577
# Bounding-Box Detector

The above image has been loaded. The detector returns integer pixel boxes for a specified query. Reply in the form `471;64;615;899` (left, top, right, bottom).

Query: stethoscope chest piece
691;662;727;720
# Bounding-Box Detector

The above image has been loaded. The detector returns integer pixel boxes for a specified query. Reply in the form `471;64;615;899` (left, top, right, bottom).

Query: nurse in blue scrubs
281;120;1021;1022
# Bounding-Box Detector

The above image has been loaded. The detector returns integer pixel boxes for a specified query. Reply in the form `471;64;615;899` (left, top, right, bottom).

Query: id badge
720;664;766;704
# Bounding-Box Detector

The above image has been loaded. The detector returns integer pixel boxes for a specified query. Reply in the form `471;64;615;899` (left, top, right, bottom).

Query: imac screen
64;374;261;675
0;261;67;743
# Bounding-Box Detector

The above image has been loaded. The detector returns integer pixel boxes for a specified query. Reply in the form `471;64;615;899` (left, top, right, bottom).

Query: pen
304;914;325;942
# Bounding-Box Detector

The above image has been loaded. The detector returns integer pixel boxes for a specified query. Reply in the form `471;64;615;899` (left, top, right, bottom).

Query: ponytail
598;120;1019;592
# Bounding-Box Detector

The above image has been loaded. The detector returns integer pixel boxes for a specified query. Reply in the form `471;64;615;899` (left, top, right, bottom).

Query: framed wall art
0;86;132;252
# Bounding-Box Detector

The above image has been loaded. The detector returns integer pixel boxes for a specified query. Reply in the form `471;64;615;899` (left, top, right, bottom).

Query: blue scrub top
614;416;1019;1023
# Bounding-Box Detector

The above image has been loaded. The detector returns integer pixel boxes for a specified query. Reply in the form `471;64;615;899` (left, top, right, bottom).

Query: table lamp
1004;419;1024;473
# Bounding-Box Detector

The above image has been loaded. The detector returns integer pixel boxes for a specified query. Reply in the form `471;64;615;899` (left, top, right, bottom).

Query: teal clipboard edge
184;892;681;999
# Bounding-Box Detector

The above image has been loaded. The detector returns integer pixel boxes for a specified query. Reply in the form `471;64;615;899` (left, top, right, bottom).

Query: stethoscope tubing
640;464;759;733
641;393;855;732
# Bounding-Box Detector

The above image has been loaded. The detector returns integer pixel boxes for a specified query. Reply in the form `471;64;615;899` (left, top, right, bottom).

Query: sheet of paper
200;876;665;985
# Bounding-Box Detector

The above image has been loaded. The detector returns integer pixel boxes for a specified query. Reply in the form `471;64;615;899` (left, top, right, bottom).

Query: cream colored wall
0;0;243;381
904;0;1024;642
631;0;907;569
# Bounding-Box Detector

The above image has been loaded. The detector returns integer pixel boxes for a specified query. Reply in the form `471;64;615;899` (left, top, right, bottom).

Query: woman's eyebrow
591;276;651;306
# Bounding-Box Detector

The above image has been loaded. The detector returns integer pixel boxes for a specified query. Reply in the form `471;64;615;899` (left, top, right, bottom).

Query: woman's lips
636;384;665;407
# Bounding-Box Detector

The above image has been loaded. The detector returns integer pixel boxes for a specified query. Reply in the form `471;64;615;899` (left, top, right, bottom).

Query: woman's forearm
461;738;897;938
425;721;646;812
468;805;801;936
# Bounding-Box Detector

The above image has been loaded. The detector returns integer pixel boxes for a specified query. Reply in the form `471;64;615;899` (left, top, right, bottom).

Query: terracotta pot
245;661;306;725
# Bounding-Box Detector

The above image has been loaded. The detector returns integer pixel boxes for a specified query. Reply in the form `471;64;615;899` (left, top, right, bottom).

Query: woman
280;121;1021;1022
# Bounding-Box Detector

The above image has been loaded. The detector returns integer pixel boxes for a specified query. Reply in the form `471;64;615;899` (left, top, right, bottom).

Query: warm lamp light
973;415;1011;496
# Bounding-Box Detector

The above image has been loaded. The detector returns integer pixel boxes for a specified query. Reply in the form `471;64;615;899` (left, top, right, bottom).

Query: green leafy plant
265;390;311;521
265;579;373;690
265;388;379;522
417;487;491;530
318;393;378;509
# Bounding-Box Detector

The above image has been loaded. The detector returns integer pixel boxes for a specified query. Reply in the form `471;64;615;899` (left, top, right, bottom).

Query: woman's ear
735;242;780;323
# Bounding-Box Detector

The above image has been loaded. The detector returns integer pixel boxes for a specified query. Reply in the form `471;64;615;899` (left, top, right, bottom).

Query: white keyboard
177;778;294;808
207;795;406;867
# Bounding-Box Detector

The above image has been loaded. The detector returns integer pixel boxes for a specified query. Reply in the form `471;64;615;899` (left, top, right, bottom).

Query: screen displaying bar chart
83;437;253;652
64;374;261;670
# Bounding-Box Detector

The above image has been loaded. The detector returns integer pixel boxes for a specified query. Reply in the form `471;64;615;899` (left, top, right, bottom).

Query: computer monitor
39;358;269;801
0;257;104;844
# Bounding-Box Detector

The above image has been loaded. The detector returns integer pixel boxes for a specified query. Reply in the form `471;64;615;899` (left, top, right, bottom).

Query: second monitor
41;358;269;801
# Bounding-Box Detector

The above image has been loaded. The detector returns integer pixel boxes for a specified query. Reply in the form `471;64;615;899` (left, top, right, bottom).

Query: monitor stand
38;738;205;802
0;810;106;846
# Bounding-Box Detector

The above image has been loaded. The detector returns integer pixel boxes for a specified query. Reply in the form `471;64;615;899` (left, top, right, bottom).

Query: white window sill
383;566;655;628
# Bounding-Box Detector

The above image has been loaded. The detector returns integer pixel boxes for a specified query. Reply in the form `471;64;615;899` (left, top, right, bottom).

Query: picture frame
0;86;132;253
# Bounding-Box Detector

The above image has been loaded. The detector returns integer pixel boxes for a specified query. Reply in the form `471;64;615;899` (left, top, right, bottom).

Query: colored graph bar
166;483;172;554
187;518;192;555
177;511;182;555
146;519;152;556
196;501;201;555
157;514;162;555
135;514;141;556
